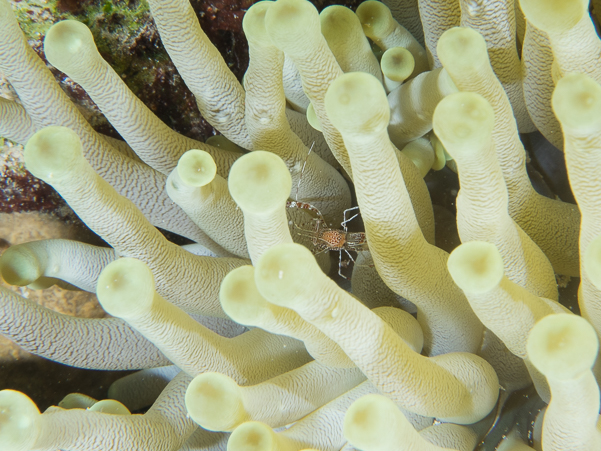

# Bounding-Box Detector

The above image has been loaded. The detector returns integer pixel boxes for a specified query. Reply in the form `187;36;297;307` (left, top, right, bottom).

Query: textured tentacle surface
3;0;601;448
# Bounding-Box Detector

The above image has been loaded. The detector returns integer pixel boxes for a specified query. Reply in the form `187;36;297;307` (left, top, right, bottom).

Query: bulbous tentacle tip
96;257;155;319
0;390;40;451
186;372;245;432
355;0;392;40
325;71;389;135
243;1;273;46
264;0;319;50
527;313;599;381
381;47;415;83
88;399;131;415
552;73;601;136
305;102;322;132
219;265;269;324
320;5;359;39
177;149;217;188
227;421;275;451
44;20;97;72
447;241;505;294
57;392;97;410
0;246;43;286
24;126;84;182
228;151;292;214
254;242;319;307
433;91;495;156
344;394;401;449
437;27;488;75
519;0;588;34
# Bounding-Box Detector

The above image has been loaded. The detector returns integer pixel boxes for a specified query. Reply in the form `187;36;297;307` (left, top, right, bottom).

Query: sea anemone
1;0;601;450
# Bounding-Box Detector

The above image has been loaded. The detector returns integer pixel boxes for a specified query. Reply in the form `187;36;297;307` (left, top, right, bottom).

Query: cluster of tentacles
2;0;601;450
